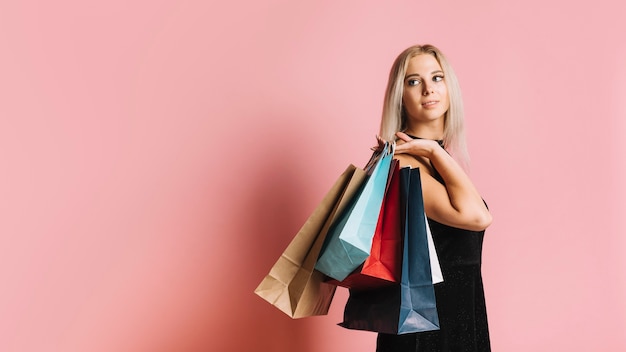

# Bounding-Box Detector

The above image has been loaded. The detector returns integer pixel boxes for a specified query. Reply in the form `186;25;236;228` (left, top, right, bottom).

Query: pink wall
1;1;624;351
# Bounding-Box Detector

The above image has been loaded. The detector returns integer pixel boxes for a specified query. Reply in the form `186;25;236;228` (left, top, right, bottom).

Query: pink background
1;1;625;351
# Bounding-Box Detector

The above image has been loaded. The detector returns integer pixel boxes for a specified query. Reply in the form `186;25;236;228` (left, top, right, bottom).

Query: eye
433;75;444;82
407;79;421;86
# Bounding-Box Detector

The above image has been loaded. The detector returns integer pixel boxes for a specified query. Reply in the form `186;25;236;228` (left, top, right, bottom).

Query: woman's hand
394;132;440;158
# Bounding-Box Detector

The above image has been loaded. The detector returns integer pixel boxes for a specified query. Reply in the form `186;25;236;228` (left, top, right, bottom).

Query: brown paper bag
254;164;367;318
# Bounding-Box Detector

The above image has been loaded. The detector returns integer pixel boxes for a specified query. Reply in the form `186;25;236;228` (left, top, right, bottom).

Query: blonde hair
379;44;469;165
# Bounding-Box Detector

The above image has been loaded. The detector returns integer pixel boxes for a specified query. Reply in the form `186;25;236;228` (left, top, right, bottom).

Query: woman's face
402;54;450;126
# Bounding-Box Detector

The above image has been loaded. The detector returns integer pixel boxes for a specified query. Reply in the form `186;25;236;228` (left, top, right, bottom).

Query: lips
421;100;439;107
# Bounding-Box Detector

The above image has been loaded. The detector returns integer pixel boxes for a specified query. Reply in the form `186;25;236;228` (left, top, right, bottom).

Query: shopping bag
315;143;394;281
325;159;402;289
426;213;443;284
254;164;367;318
339;166;440;334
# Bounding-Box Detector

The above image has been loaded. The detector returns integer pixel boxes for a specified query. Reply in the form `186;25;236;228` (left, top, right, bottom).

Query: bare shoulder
393;154;434;177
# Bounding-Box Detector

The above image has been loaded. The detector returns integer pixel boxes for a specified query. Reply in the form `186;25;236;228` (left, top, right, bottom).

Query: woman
376;44;492;351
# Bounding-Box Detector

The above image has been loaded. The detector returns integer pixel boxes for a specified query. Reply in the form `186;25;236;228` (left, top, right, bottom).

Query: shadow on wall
137;111;342;352
213;119;326;352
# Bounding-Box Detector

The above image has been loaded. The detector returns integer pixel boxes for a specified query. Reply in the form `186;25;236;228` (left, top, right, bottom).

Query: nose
422;82;433;96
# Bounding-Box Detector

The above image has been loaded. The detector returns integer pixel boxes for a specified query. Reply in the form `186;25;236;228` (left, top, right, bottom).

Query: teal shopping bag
315;143;394;281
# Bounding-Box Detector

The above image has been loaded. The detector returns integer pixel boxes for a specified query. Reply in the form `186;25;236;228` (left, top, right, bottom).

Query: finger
395;131;413;142
393;144;407;154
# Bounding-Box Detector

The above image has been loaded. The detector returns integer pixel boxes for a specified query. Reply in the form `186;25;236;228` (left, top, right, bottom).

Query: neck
404;122;444;140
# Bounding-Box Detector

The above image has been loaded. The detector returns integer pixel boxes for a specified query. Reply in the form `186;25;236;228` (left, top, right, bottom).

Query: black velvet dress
376;155;491;352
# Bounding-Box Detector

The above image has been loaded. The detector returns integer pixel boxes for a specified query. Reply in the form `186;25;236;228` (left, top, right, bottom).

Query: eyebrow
405;70;444;79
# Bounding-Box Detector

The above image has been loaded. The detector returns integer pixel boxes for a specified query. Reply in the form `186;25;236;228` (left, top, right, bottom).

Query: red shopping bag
326;160;402;289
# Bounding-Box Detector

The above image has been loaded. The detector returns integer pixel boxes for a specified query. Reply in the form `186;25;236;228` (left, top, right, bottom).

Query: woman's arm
393;132;492;231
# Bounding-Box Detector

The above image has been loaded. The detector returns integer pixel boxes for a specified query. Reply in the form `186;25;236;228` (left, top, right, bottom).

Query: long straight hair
379;44;469;165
